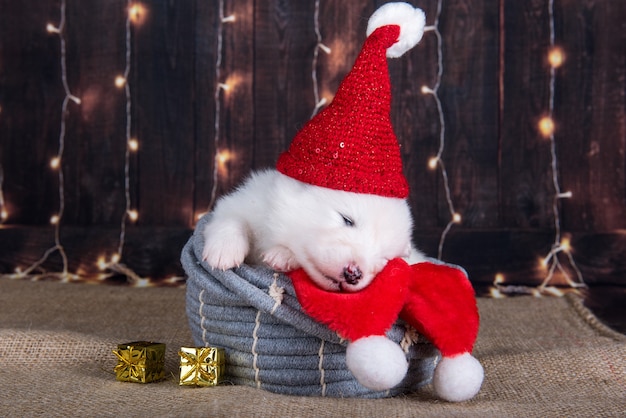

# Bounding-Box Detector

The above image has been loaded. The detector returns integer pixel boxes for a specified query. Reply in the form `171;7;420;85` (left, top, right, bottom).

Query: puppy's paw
262;246;300;272
202;223;249;270
202;235;248;270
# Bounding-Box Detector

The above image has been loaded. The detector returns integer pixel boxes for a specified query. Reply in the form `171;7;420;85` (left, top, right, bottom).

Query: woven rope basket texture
182;215;438;398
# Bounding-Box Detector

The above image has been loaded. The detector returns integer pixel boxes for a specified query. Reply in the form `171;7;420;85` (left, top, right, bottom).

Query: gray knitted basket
181;215;439;398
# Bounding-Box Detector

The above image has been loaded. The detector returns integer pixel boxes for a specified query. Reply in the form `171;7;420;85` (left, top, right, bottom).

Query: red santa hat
276;2;426;199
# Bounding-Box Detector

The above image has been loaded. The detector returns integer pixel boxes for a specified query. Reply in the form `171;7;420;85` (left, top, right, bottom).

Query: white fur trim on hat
366;2;426;58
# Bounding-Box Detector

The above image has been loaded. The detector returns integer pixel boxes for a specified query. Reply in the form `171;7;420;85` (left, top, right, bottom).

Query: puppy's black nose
343;265;362;285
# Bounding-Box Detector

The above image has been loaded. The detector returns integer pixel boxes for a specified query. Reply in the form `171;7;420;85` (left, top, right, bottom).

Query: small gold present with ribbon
113;341;165;383
179;346;225;386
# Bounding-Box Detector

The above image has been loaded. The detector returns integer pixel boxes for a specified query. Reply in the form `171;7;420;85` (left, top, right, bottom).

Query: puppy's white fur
202;170;424;292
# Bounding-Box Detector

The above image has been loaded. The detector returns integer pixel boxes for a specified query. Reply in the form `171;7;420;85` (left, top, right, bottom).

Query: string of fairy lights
311;0;331;118
491;0;585;297
421;0;461;260
8;0;80;281
99;1;146;285
207;0;236;212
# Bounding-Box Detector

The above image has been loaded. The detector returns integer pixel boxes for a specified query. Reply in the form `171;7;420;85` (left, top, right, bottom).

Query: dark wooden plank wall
0;0;624;286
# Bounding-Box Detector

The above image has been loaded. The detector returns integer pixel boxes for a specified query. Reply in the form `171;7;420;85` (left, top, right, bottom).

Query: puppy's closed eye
340;213;355;227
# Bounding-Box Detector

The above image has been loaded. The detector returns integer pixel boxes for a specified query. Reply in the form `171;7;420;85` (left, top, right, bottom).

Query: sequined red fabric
276;25;409;199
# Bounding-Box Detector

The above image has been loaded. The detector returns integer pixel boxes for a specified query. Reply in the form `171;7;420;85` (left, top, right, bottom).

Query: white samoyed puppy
202;169;425;292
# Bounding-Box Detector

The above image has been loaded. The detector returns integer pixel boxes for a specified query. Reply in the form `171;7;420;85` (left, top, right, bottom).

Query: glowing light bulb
46;23;60;34
222;15;236;23
494;273;505;284
548;47;565;68
111;253;121;264
129;3;147;25
134;277;152;287
128;210;139;222
545;286;564;296
538;116;554;138
50;214;60;225
318;43;331;54
421;85;433;94
97;256;108;271
128;139;139;151
217;150;232;166
428;157;438;170
115;76;127;88
560;237;571;252
452;213;462;224
1;209;8;222
50;157;61;169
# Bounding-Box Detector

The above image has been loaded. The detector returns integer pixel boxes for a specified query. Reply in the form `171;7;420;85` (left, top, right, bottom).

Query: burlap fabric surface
1;279;624;417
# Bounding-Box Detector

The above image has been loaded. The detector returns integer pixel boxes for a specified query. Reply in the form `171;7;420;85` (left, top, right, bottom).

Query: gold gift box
113;341;165;383
179;346;225;386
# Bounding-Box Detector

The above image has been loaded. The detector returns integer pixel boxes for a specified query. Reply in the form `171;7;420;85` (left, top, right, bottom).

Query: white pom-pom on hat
346;336;408;391
433;352;485;402
366;2;426;58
